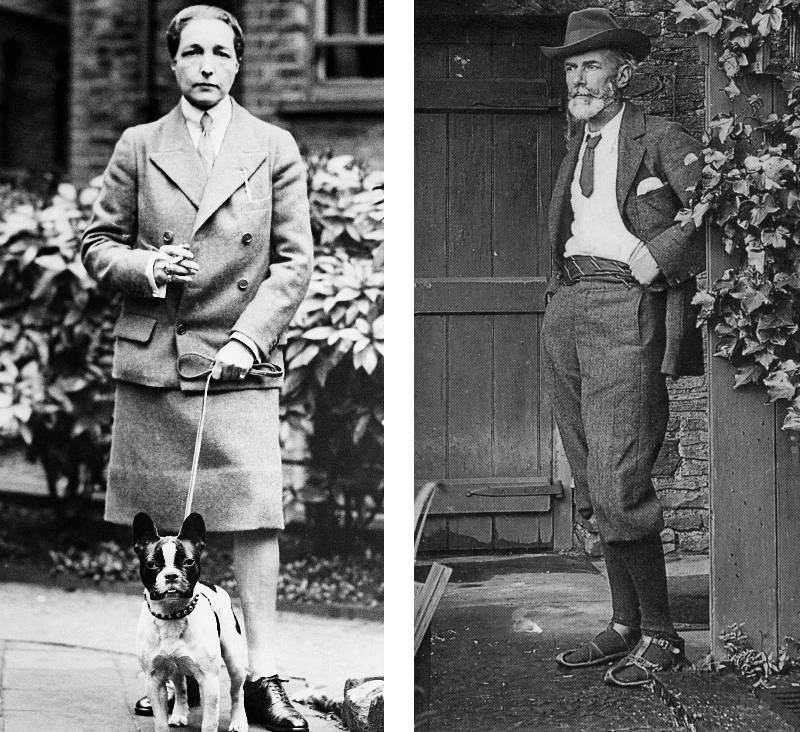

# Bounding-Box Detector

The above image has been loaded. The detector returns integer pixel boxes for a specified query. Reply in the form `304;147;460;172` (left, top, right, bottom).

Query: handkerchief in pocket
637;176;666;196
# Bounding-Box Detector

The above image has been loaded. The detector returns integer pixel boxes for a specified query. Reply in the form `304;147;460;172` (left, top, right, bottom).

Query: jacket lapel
549;126;583;252
616;102;646;213
148;106;206;209
191;99;269;237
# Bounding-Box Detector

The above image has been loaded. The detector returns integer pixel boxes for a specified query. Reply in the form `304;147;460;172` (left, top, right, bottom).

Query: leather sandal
555;622;641;668
604;634;690;687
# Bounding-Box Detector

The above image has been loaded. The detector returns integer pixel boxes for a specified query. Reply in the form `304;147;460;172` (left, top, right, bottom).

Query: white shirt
564;103;641;263
145;95;259;360
179;94;232;157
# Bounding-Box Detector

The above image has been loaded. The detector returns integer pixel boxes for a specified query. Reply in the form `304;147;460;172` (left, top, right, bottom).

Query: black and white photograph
414;1;800;730
0;2;384;731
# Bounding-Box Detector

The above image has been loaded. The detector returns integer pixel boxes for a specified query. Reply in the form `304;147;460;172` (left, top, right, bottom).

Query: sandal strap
609;622;640;649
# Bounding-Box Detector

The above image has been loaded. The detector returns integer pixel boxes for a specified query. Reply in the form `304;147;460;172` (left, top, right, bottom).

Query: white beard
567;79;619;122
568;95;607;121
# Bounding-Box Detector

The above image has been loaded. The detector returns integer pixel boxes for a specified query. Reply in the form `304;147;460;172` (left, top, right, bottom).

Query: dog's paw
228;708;248;732
167;711;189;727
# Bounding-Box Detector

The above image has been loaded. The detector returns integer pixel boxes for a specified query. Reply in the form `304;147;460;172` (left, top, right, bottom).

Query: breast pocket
238;198;270;212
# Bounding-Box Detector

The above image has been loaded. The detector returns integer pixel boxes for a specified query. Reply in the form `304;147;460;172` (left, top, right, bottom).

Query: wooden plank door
414;16;570;553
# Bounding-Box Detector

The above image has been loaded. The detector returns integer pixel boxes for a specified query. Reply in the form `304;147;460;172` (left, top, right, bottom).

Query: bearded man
540;9;704;686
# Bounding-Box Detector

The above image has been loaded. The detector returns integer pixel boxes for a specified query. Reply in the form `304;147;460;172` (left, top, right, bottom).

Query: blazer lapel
616;102;646;213
549;127;583;251
148;106;206;209
191;99;269;237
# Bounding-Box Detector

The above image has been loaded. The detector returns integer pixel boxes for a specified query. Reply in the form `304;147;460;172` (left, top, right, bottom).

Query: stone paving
0;582;383;732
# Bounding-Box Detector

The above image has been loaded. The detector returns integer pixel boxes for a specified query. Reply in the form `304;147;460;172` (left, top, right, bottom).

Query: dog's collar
144;590;201;620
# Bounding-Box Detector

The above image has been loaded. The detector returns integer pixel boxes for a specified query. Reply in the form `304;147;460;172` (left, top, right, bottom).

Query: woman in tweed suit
80;7;312;730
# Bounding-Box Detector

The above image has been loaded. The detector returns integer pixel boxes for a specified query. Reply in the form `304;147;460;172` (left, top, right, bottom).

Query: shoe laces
262;674;292;704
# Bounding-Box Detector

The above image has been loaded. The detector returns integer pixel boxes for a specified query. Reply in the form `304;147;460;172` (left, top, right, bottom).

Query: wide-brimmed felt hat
541;8;650;62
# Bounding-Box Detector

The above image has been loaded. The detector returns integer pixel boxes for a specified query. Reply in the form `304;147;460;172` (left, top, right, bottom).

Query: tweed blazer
547;102;704;377
81;98;313;392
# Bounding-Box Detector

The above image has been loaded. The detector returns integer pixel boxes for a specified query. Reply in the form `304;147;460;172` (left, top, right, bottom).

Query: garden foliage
673;0;800;429
0;154;384;531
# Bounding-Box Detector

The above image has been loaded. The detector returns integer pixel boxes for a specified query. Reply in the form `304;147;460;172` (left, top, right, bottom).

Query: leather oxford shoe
134;675;200;716
243;675;309;731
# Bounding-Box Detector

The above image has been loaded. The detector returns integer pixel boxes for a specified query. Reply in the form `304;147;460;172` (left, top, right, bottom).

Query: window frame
311;0;383;103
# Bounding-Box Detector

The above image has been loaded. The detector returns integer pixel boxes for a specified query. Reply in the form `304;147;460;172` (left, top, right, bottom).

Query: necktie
579;133;602;198
198;112;215;173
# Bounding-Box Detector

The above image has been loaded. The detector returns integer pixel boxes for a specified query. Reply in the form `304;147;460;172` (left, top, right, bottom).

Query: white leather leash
179;356;284;519
185;372;213;519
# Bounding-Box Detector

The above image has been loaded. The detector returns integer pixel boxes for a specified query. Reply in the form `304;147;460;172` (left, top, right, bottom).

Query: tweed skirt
105;382;284;533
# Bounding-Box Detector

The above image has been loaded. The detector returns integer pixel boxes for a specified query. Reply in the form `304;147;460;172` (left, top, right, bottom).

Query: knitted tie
579;133;602;198
198;112;215;173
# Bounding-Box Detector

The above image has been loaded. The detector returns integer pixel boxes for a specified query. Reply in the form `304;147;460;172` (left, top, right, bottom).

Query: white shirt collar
585;102;625;143
180;94;232;131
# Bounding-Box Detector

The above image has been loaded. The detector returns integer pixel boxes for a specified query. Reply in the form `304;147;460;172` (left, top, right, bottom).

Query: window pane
327;0;358;34
366;0;383;34
324;45;383;78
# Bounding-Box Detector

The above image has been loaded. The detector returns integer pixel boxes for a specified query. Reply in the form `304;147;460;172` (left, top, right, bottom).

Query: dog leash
177;353;284;519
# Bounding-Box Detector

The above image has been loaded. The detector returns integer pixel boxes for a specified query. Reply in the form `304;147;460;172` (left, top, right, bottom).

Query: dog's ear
132;512;159;556
179;512;206;551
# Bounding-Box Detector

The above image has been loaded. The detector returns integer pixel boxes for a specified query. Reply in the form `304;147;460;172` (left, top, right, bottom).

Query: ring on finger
167;273;173;283
239;372;247;380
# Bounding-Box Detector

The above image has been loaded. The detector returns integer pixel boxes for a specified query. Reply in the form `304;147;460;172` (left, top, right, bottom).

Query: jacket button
241;233;252;245
163;230;174;243
176;323;187;335
237;278;249;290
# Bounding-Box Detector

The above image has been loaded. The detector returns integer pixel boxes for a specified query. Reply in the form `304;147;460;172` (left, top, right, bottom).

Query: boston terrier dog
133;511;248;732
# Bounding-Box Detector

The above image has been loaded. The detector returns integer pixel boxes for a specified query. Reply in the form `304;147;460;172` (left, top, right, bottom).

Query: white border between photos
383;2;414;730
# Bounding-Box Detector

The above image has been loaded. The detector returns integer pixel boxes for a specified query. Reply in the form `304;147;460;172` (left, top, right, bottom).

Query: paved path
0;582;382;732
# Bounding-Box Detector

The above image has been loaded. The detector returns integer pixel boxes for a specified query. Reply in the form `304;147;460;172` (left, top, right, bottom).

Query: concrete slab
0;579;380;731
0;581;382;697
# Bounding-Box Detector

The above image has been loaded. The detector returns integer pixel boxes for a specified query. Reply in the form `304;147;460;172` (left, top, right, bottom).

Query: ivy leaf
695;6;723;34
753;7;782;36
710;114;735;141
693;200;712;226
750;194;780;226
763;370;796;402
744;283;772;313
756;350;778;369
684;152;700;166
729;30;754;48
734;363;765;388
723;79;741;98
673;0;699;23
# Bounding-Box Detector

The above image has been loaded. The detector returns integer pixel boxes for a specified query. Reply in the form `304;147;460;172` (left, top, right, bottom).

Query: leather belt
562;255;667;291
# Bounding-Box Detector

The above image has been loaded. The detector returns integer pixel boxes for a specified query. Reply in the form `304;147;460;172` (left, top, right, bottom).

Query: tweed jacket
81;98;313;392
547;102;704;377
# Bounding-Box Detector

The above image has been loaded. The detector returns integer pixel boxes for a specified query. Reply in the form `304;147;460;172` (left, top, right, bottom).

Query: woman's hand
154;245;200;286
211;340;255;381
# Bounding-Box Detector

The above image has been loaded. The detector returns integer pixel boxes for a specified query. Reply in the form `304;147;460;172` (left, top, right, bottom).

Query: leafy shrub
283;155;384;547
0;154;384;543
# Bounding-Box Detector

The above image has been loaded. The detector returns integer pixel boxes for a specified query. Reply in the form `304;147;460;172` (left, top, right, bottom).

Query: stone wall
69;0;383;184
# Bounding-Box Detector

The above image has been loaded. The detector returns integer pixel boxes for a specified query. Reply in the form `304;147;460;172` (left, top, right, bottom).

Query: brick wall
69;0;383;184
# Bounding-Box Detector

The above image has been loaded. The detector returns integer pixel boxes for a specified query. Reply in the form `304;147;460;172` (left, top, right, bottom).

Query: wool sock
600;537;641;629
607;532;677;639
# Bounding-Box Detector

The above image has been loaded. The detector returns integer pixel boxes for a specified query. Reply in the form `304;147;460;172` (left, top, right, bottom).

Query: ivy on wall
673;0;800;429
